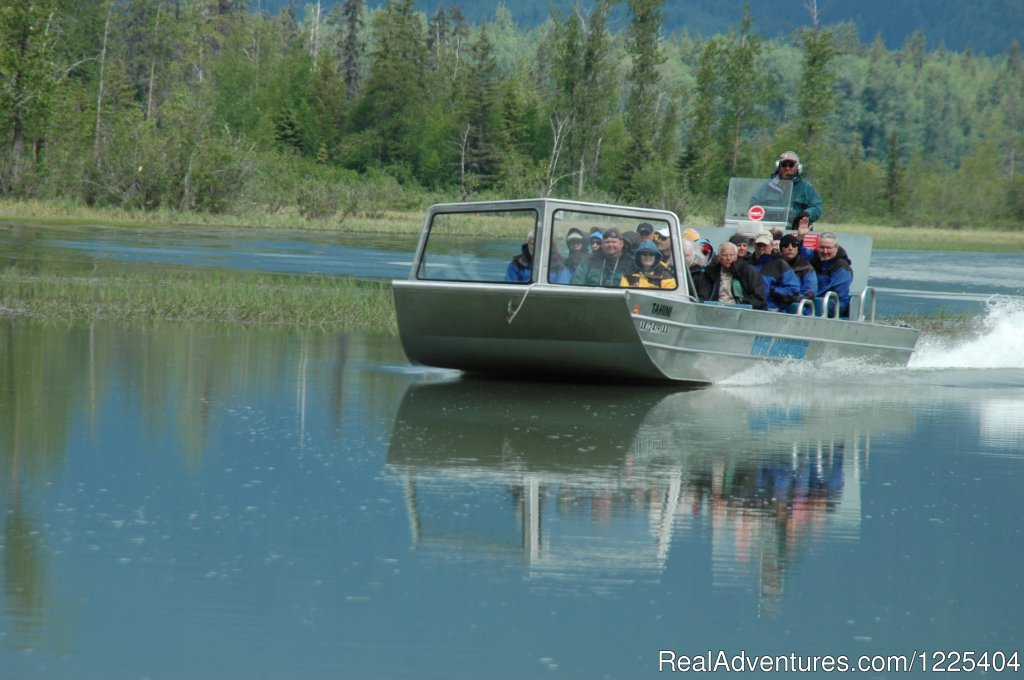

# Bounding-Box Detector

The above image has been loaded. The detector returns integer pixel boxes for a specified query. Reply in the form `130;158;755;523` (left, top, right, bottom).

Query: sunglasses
780;161;797;168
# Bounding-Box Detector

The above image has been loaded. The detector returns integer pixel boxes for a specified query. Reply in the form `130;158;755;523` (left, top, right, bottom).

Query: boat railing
857;287;878;323
795;298;814;316
819;291;841;319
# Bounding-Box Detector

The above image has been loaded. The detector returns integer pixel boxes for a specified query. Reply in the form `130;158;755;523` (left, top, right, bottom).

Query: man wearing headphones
771;151;823;227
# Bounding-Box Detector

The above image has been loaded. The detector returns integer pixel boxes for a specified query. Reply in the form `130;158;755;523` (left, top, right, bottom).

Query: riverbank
2;198;1022;252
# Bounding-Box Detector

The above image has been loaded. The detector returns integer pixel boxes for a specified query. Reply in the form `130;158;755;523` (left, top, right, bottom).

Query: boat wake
719;297;1024;390
910;296;1024;369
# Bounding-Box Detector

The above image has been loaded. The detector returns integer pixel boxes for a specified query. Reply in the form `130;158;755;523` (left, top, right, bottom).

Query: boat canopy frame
409;198;693;299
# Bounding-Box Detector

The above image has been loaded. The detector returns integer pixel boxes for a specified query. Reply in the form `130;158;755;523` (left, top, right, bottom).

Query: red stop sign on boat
748;205;765;221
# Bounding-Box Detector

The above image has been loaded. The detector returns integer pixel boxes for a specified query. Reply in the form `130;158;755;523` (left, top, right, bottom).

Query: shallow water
1;304;1022;679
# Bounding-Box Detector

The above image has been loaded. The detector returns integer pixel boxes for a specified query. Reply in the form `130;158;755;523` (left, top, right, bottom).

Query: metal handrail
858;286;877;323
819;291;841;319
795;298;814;316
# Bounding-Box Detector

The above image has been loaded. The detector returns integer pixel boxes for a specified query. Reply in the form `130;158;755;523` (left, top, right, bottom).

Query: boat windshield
417;208;539;283
725;177;793;232
548;209;676;289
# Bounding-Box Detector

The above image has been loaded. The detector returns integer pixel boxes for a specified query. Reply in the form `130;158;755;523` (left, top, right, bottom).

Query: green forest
2;0;1023;230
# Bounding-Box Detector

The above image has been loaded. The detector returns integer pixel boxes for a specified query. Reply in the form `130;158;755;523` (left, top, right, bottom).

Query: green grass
823;222;1024;253
0;198;424;234
0;266;397;332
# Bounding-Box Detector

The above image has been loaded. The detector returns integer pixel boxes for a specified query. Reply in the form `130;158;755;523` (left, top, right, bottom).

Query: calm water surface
1;223;1023;679
1;314;1022;679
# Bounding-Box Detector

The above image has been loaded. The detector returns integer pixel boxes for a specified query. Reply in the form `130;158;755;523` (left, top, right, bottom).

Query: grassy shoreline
2;198;1022;252
1;267;397;333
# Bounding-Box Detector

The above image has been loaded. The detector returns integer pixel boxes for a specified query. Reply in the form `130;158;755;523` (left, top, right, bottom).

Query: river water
1;223;1023;679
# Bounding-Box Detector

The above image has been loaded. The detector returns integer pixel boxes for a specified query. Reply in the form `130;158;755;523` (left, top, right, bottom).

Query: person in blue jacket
505;229;572;284
811;232;853;317
751;232;801;311
778;233;817;314
505;229;536;282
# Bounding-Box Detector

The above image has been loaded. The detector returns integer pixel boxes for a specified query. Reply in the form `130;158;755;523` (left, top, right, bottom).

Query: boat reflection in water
386;378;914;610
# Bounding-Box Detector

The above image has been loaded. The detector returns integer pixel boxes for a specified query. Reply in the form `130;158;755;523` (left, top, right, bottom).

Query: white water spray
717;297;1024;389
910;297;1024;369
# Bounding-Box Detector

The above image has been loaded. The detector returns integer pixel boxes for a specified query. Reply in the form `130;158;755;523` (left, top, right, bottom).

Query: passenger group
504;150;852;317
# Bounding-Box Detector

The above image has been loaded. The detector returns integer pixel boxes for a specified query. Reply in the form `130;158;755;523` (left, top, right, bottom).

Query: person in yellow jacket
620;240;677;289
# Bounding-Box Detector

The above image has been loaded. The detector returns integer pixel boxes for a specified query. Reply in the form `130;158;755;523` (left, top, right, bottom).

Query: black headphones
774;154;803;174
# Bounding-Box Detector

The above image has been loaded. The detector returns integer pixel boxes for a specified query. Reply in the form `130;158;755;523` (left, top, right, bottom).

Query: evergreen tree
309;48;348;161
859;35;914;158
346;0;427;173
680;36;721;196
795;26;837;150
717;6;766;175
340;0;364;98
680;9;768;197
620;0;665;201
884;131;905;218
997;41;1023;179
457;23;502;192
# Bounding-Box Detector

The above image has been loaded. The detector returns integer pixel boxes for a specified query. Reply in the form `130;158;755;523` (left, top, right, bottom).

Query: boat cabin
409;198;692;296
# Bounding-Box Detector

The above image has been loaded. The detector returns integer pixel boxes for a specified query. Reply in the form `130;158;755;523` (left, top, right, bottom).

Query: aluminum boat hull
393;281;918;385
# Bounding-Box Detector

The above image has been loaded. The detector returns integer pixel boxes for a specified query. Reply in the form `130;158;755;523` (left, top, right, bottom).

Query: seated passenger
571;228;630;287
729;232;754;262
751;232;801;312
620;241;677;289
504;229;535;282
564;228;588;272
588;230;603;254
695;238;715;264
547;235;573;284
635;222;655;242
810;232;853;317
680;238;706;279
622;230;639;256
654;227;674;271
696;241;767;310
778;233;817;313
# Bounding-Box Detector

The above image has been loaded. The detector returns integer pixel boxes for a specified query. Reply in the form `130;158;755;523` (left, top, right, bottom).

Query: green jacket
753;174;824;223
571;252;630;287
